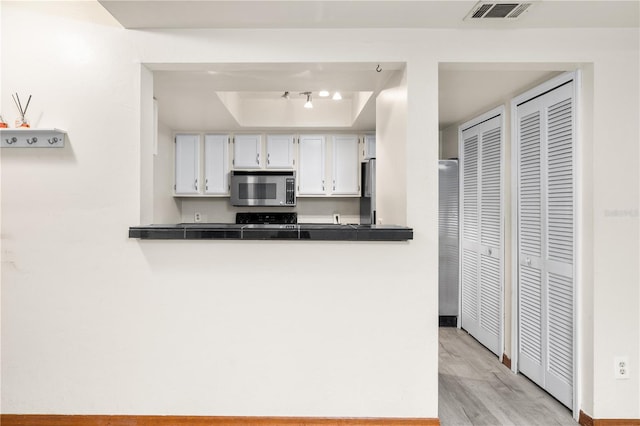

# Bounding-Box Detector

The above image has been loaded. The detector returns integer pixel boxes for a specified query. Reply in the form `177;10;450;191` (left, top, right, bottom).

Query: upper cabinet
174;131;367;198
233;134;262;169
175;134;201;195
298;135;326;195
297;134;360;197
363;134;376;160
204;134;230;195
175;133;230;196
266;134;296;169
332;135;360;195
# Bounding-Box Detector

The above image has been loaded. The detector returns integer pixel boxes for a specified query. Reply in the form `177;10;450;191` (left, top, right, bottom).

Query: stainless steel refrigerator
439;160;459;326
360;158;376;224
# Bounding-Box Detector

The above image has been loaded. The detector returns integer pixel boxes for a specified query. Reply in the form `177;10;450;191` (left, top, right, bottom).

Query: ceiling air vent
465;2;533;20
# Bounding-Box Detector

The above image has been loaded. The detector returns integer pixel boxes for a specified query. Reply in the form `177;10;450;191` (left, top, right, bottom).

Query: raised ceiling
152;62;401;131
99;1;638;29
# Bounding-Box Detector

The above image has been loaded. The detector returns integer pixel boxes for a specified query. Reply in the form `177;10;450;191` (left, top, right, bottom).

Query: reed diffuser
12;93;32;128
0;115;7;128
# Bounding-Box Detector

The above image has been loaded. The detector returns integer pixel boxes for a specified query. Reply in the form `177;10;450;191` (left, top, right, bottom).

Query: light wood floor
439;327;578;426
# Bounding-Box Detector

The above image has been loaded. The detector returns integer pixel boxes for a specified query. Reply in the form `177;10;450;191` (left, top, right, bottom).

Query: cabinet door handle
333;180;336;191
205;178;208;191
267;153;270;165
194;179;198;190
322;179;325;191
256;153;259;164
526;257;531;266
488;247;493;256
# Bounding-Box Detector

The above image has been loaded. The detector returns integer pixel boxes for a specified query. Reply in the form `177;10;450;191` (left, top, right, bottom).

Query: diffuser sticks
12;93;31;128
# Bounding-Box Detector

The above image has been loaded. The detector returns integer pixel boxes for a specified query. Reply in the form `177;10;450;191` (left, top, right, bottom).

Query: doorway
438;63;581;419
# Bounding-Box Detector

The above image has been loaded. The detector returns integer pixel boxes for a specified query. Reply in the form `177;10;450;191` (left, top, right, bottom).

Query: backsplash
178;197;360;224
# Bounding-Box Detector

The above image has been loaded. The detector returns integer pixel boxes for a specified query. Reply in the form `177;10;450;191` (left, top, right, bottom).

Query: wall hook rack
1;128;67;148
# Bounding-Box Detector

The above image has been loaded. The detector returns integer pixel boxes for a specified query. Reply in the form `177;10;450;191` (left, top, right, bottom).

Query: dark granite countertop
129;223;413;241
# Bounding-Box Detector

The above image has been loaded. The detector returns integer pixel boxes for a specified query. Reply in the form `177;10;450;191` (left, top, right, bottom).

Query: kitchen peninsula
129;223;413;241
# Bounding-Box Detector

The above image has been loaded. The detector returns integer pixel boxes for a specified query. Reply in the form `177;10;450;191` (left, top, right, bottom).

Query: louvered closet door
516;81;575;409
460;114;503;357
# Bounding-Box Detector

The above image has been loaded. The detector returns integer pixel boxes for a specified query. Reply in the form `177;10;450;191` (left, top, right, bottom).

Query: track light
281;91;290;99
332;91;342;100
301;92;313;108
319;90;330;97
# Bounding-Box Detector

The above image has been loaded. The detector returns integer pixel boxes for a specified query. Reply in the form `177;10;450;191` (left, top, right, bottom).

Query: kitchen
131;62;413;241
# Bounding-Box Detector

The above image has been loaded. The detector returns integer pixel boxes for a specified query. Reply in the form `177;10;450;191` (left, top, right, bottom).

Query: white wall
1;2;639;420
376;68;408;227
590;52;639;418
153;121;181;224
178;198;359;225
439;125;458;160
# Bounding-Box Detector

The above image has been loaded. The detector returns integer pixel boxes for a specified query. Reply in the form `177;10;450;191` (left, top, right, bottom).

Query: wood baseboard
0;415;440;426
580;410;595;426
579;410;640;426
502;353;512;369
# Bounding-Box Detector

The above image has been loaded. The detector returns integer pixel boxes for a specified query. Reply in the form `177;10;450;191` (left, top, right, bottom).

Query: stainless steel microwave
230;171;296;207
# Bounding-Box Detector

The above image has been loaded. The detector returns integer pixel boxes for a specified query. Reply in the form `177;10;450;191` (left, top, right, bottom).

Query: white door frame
457;105;506;363
510;70;582;420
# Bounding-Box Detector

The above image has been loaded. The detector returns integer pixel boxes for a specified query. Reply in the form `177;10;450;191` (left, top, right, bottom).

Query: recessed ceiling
153;62;402;131
99;1;639;29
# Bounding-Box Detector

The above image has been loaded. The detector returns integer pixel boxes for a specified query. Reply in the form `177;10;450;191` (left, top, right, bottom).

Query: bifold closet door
460;114;503;357
516;80;575;409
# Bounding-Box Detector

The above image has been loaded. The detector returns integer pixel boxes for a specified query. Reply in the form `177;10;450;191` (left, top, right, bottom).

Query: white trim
511;71;576;107
499;107;506;365
457;125;464;330
510;70;580;417
510;93;519;374
572;69;582;422
460;105;504;133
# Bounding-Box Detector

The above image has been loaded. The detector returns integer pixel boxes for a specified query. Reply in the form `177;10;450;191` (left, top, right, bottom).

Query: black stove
235;212;297;225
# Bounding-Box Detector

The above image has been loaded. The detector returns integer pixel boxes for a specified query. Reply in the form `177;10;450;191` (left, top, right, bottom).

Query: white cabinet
363;134;376;160
233;134;262;169
175;131;364;198
298;135;326;195
332;135;360;195
204;134;230;195
175;134;200;195
298;134;360;197
175;133;230;196
266;134;295;169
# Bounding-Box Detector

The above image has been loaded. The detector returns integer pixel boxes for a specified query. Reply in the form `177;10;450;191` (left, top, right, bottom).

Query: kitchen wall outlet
614;356;630;379
194;212;202;223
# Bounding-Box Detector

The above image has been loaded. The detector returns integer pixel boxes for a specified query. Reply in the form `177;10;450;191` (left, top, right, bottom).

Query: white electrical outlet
614;356;629;379
194;212;202;223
